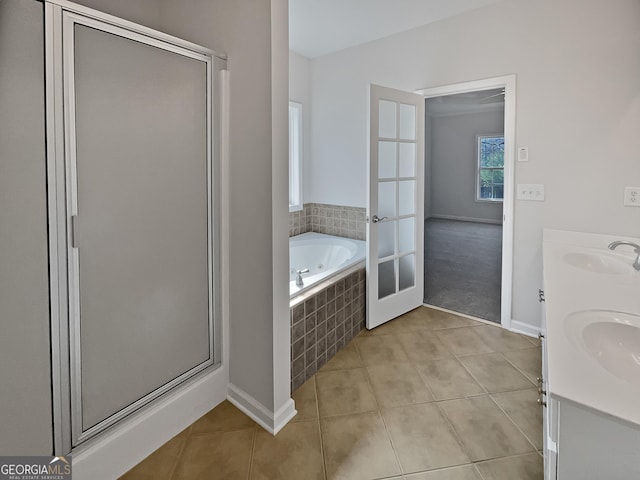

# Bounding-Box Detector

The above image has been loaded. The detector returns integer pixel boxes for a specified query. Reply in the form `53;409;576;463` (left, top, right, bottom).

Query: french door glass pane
378;141;396;179
398;217;415;253
399;254;415;291
398;142;415;177
378;181;396;218
379;100;396;138
398;180;415;216
378;260;396;299
378;220;395;258
399;103;416;140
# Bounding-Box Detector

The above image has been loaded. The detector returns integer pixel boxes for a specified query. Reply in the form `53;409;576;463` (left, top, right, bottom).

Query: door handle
371;215;388;223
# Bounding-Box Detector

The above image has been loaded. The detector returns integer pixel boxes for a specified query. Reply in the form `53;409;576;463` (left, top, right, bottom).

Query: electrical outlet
624;187;640;207
517;184;545;201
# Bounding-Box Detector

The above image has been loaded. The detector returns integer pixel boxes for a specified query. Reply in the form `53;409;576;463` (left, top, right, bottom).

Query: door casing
416;75;516;329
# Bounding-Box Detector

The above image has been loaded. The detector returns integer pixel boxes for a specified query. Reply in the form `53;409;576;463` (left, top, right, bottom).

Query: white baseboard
422;304;541;340
422;303;501;327
428;214;502;225
72;366;228;480
227;383;297;435
510;320;541;338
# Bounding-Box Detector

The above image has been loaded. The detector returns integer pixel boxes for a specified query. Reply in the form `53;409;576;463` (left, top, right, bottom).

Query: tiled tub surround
290;269;366;392
289;203;366;240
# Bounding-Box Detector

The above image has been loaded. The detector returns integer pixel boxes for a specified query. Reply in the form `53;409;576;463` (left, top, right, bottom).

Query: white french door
367;85;425;329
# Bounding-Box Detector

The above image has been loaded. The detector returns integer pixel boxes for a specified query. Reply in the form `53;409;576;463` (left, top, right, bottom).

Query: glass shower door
61;11;218;446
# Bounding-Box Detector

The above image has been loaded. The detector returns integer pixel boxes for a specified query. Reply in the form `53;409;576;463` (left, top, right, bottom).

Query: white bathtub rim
289;232;365;303
290;259;365;308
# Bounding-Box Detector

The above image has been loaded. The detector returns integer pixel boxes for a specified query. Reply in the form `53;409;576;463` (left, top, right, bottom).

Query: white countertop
543;229;640;426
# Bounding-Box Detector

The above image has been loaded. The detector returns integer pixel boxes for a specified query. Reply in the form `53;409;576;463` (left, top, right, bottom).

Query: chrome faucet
608;241;640;271
295;268;309;287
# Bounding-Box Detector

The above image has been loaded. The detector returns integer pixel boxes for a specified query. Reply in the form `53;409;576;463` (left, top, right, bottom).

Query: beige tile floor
120;307;543;480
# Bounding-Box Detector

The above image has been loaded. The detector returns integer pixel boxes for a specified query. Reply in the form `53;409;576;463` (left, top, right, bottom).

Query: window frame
289;101;303;212
476;133;505;203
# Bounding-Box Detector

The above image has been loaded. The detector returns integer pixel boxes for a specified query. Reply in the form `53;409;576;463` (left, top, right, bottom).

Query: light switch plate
518;147;529;162
517;184;545;201
624;187;640;207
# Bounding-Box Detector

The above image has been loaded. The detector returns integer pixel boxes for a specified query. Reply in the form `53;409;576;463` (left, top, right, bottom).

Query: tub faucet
608;241;640;271
296;268;309;287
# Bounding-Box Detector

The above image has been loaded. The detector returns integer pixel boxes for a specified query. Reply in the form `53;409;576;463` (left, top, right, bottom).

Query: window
289;101;303;212
477;134;504;201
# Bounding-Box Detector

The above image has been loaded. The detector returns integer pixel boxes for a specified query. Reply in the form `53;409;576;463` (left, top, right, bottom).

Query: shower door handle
371;215;388;223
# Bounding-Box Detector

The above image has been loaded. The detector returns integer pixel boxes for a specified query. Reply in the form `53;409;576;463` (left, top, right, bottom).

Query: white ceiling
426;88;505;116
289;0;505;58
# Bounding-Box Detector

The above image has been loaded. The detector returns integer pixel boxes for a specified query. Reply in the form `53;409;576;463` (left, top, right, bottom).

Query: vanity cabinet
539;296;558;480
541;229;640;480
542;318;640;480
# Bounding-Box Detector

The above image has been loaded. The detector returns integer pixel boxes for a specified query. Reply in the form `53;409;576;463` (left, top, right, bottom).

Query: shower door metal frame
44;0;226;454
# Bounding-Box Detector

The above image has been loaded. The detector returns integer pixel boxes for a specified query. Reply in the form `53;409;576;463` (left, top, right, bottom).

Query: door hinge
538;289;545;303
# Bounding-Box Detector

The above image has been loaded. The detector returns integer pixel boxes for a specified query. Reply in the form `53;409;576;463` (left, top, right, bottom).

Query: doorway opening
417;76;516;328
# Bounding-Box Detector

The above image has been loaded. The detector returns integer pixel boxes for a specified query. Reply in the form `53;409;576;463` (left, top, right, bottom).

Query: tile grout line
459;350;536;391
450;346;541;456
501;349;541;386
391;331;440;403
432;399;476;467
355;336;405;477
246;427;257;480
189;425;261;437
430;336;533;465
473;462;488;480
409;360;438;404
452;352;491;397
481;391;539;455
312;376;329;480
360;314;494;473
168;426;191;480
489;390;542;452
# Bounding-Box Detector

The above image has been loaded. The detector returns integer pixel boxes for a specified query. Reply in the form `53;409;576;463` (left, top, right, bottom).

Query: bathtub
289;232;366;299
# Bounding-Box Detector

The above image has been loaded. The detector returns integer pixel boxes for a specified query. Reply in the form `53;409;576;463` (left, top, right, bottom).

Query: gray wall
306;0;640;330
153;0;290;412
71;0;163;30
429;109;504;223
0;0;52;455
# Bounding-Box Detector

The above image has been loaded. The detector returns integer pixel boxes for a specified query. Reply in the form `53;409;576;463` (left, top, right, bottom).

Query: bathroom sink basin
565;310;640;385
562;252;634;275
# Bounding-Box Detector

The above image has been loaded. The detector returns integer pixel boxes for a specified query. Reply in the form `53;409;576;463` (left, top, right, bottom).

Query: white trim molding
428;214;502;225
288;101;304;212
72;367;228;480
424;304;539;339
510;320;541;339
227;383;297;435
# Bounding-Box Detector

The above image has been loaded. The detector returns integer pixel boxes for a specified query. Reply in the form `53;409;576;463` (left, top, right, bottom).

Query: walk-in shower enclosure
44;0;225;454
